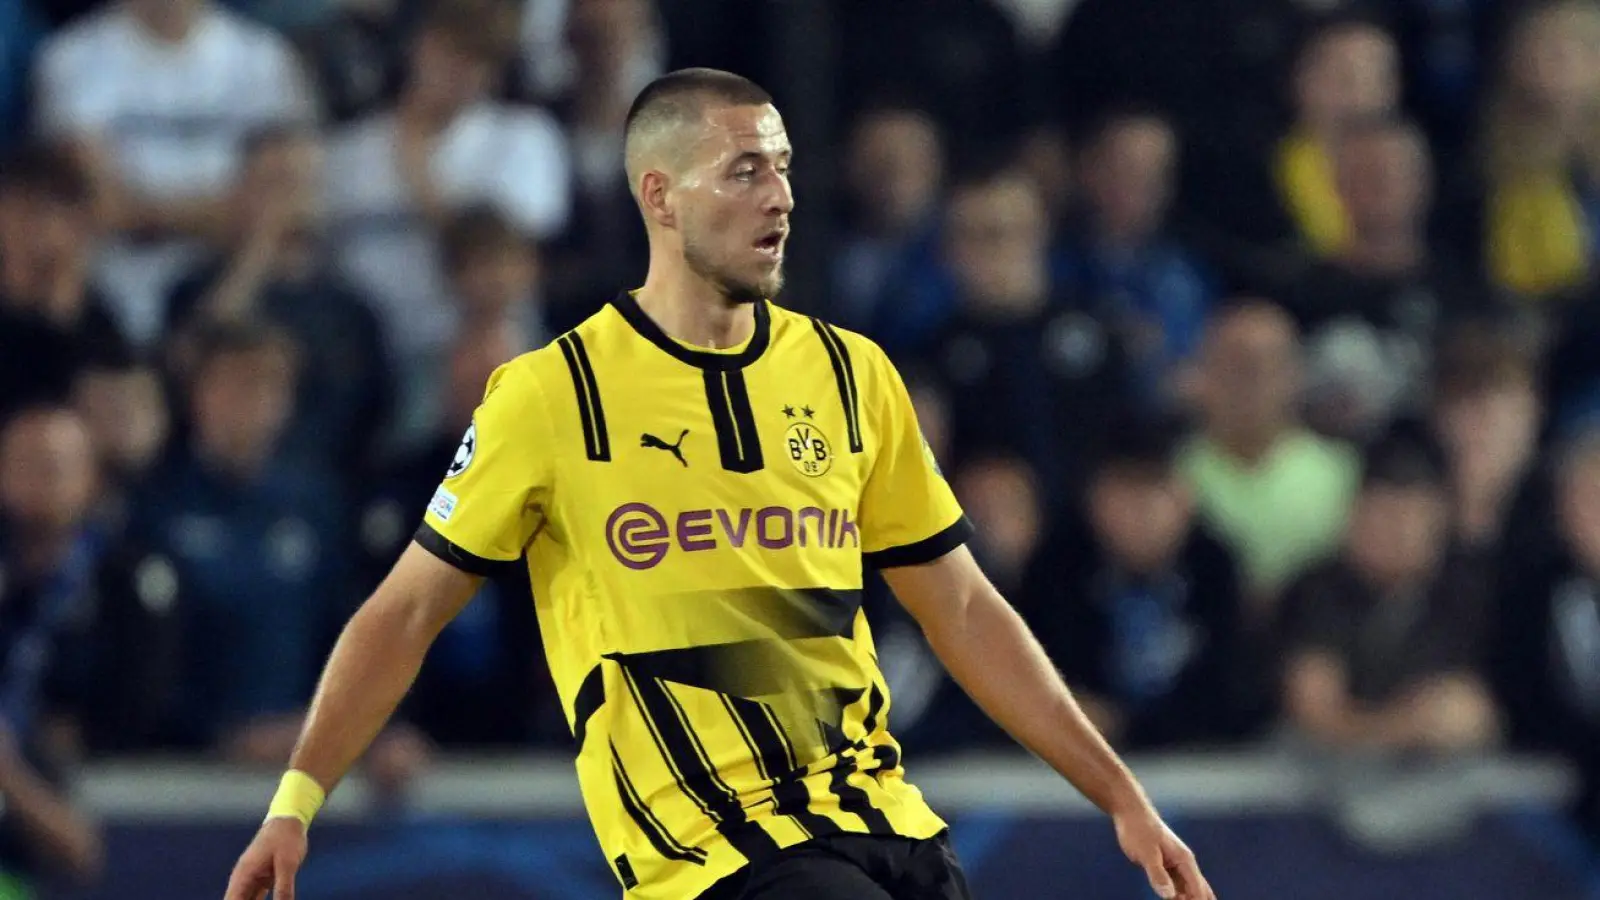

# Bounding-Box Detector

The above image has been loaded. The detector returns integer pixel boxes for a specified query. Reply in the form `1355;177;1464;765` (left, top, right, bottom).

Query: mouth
753;229;786;261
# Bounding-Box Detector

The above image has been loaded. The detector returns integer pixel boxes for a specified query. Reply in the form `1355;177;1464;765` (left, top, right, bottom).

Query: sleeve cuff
863;515;975;570
413;522;520;578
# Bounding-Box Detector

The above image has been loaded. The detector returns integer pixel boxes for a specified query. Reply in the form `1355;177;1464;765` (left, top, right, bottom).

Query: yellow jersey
416;291;973;899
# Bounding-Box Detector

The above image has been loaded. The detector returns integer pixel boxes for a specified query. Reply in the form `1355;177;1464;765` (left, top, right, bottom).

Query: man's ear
639;170;675;229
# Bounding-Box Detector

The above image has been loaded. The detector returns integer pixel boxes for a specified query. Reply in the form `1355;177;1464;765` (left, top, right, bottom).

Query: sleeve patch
427;485;459;522
446;422;477;478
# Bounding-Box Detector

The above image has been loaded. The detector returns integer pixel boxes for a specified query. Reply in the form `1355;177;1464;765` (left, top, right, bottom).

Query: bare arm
1285;654;1500;751
880;545;1145;816
285;542;480;793
0;739;102;881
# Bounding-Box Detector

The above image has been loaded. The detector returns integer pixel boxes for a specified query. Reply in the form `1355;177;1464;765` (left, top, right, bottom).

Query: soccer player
223;69;1215;900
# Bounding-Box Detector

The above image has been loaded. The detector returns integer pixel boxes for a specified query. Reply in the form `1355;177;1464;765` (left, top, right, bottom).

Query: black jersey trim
559;333;611;461
612;743;708;865
572;664;605;748
862;516;975;570
611;291;771;371
722;695;842;839
413;522;518;578
703;369;765;473
810;319;864;453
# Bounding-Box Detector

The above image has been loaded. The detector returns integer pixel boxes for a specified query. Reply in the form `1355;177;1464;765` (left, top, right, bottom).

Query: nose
765;169;795;216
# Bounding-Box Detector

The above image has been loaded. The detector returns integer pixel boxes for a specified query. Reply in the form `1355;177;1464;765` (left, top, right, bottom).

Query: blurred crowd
1;0;1600;889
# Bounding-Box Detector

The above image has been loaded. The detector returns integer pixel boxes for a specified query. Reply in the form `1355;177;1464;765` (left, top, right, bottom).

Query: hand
1114;805;1215;900
223;817;307;900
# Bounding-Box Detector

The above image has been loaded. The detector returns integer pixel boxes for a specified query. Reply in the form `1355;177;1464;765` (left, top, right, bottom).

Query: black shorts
696;831;974;900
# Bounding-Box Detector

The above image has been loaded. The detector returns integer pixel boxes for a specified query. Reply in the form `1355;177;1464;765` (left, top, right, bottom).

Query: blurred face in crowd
953;456;1042;581
653;102;793;304
1346;481;1451;588
1081;114;1177;245
73;366;170;480
1557;439;1600;571
1195;303;1303;444
0;408;97;537
236;133;324;236
0;183;93;315
1295;24;1400;131
453;242;538;322
845;109;944;236
567;0;654;78
1089;466;1193;574
1334;123;1430;239
1433;375;1541;485
409;29;498;115
943;173;1050;311
1507;1;1600;116
445;323;520;429
192;342;297;475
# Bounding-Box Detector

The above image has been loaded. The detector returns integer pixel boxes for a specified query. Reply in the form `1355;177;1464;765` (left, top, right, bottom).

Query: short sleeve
858;349;974;568
415;359;554;576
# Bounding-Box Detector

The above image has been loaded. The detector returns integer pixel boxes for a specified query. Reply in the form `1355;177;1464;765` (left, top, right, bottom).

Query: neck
1341;229;1423;273
132;1;199;42
9;527;76;579
399;92;461;135
1212;422;1286;465
199;443;269;483
634;261;756;350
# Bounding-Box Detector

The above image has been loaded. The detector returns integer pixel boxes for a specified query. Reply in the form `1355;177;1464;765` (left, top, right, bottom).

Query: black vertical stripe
823;682;894;834
703;370;765;472
612;744;707;864
558;334;611;461
724;696;841;838
810;320;864;453
623;669;781;861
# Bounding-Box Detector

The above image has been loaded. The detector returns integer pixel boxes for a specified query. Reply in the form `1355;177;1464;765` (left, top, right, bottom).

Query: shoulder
772;306;897;376
40;7;124;66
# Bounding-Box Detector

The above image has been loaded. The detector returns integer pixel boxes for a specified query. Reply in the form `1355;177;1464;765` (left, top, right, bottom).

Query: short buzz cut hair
622;68;775;194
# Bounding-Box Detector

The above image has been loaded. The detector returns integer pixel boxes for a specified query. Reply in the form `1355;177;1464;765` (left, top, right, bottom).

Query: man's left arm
854;341;1213;900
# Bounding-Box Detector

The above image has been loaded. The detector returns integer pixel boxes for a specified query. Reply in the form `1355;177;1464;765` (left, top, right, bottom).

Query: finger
1142;856;1177;900
273;852;297;900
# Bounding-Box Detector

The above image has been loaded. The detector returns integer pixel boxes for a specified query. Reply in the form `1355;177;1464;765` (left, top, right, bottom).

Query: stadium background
0;0;1598;897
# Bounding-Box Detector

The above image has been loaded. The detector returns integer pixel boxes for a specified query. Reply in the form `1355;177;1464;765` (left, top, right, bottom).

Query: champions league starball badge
448;422;477;478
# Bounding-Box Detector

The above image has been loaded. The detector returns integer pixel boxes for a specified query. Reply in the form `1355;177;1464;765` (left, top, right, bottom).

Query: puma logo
641;429;689;467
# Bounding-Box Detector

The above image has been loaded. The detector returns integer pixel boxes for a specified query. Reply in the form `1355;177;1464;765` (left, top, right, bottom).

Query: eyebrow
729;148;793;167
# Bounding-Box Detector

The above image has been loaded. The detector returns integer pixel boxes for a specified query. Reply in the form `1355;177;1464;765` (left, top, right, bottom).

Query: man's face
1511;4;1600;114
1089;469;1191;572
670;103;794;304
0;186;92;307
845;110;943;234
1335;128;1429;236
73;367;169;477
1197;308;1301;436
0;409;97;533
1347;483;1449;584
1297;26;1400;127
1082;117;1176;241
942;175;1049;308
410;31;495;114
192;348;296;469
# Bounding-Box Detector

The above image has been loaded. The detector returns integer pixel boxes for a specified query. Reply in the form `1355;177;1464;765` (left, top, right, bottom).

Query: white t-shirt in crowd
36;4;315;346
323;103;570;363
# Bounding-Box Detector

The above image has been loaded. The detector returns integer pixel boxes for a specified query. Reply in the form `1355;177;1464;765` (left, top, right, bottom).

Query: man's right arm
282;542;480;795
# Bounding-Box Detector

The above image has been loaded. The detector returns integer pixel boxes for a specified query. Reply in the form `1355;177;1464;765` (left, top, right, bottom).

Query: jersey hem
863;515;975;569
413;521;519;578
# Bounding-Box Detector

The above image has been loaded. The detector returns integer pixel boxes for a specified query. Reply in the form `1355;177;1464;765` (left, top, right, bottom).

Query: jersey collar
610;290;771;371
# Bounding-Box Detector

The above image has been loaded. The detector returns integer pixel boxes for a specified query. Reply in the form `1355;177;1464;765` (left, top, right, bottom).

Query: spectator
1059;106;1213;408
1179;299;1360;611
1493;416;1600;849
165;126;393;482
1279;423;1500;755
1476;0;1600;301
34;0;317;346
951;454;1043;597
0;407;106;886
325;0;570;453
70;349;170;534
541;0;661;329
1275;14;1401;260
1021;414;1253;750
911;165;1134;505
1289;114;1501;441
829;103;944;334
357;325;559;748
1428;319;1545;557
0;144;118;418
117;321;429;787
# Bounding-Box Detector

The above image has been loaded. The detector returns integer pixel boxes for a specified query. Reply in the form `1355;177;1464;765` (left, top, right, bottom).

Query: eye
733;166;756;181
